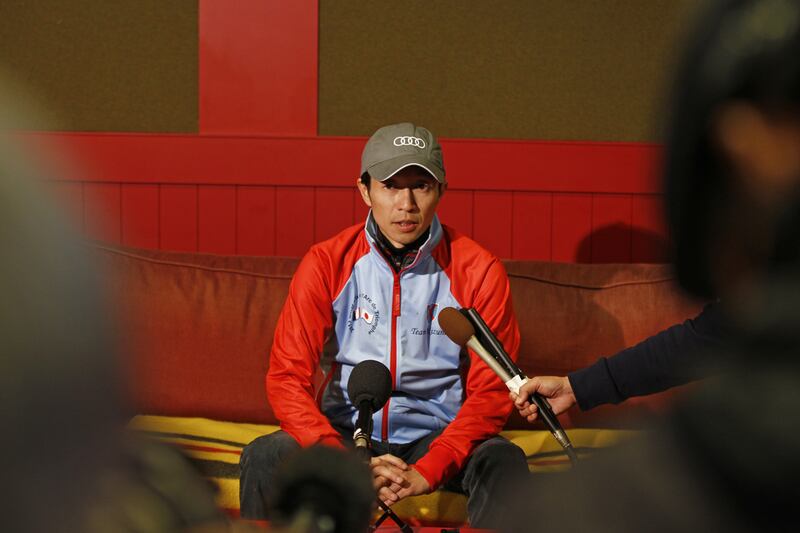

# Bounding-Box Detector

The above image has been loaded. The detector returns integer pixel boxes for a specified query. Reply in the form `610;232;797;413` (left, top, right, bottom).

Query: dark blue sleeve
567;301;728;411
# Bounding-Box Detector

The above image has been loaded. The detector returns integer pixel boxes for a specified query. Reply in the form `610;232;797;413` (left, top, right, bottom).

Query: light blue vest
321;214;464;444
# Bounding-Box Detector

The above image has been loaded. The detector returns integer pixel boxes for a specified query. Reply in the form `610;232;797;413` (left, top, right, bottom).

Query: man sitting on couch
239;122;528;528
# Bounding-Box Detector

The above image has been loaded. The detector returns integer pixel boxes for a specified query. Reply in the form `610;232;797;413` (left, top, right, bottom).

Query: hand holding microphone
512;375;577;423
438;307;578;466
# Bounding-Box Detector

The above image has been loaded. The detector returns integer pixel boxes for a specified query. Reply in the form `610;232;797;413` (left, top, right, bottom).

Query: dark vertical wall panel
83;183;121;244
632;195;669;263
438;190;473;238
591;195;633;263
198;186;236;254
276;188;315;257
473;192;513;259
160;185;198;252
552;194;593;262
121;184;159;249
512;193;552;261
315;188;355;242
237;186;277;256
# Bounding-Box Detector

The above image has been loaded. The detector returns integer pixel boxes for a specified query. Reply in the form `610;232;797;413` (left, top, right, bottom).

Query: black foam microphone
347;360;392;451
346;361;412;533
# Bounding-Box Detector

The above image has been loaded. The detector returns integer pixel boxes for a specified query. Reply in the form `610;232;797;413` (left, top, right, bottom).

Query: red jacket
266;215;520;489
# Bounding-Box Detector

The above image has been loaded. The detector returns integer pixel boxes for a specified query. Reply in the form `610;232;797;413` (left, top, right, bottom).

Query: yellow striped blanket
129;415;637;526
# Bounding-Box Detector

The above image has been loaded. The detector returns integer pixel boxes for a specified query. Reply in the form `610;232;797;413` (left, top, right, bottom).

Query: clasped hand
369;454;430;506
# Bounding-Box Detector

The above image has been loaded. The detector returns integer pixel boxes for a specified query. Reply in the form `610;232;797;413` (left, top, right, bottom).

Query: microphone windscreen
347;360;392;410
270;445;374;533
438;306;475;347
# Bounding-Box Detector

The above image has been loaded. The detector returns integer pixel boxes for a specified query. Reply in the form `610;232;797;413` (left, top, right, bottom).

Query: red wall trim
18;132;662;194
23;131;668;262
198;0;318;135
59;183;668;262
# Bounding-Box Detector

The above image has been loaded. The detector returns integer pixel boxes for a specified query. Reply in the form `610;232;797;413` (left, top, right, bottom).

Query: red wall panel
315;188;355;242
632;195;669;263
198;0;318;135
237;186;276;256
591;194;633;263
160;185;198;252
198;186;237;254
31;134;668;262
84;183;121;244
275;187;315;257
20;134;657;192
121;184;159;249
49;180;669;262
445;140;660;193
552;194;593;262
472;192;513;259
512;193;553;261
438;190;473;238
353;189;370;225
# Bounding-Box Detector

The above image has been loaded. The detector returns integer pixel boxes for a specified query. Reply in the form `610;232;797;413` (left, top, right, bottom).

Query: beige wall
0;0;698;140
0;0;197;132
319;0;699;141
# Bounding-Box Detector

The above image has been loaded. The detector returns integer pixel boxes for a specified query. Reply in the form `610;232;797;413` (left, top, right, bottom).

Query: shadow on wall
575;223;670;264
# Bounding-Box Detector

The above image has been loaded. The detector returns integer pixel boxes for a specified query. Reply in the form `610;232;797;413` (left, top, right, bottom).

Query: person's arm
511;302;730;422
568;301;727;410
413;258;520;490
266;247;344;448
513;302;729;419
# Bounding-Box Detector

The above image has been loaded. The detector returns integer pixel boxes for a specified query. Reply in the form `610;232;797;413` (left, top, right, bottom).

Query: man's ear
357;178;372;207
439;183;447;197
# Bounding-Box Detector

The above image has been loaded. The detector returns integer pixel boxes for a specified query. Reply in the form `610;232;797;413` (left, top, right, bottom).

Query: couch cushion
93;243;300;424
505;261;704;428
95;243;703;428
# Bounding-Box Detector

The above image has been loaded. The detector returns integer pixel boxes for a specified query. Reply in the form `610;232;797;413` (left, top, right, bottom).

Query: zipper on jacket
382;270;401;441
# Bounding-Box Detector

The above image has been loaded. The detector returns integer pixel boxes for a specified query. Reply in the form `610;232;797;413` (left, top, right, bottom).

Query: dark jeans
239;428;529;528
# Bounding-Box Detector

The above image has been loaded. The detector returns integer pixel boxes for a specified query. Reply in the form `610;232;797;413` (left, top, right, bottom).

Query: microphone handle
353;400;374;449
467;336;560;435
462;308;520;378
508;375;577;465
463;307;558;416
466;337;513;382
463;307;579;466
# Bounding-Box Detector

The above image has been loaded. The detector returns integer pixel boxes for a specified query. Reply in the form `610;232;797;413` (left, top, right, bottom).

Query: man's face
357;166;445;248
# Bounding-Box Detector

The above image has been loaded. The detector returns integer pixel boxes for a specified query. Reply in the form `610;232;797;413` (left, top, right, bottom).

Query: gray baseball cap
360;122;446;184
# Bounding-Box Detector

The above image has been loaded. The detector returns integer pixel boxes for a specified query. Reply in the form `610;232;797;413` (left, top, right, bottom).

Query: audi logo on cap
393;136;426;149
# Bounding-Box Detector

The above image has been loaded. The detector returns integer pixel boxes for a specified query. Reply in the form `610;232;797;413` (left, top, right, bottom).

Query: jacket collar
364;212;443;272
